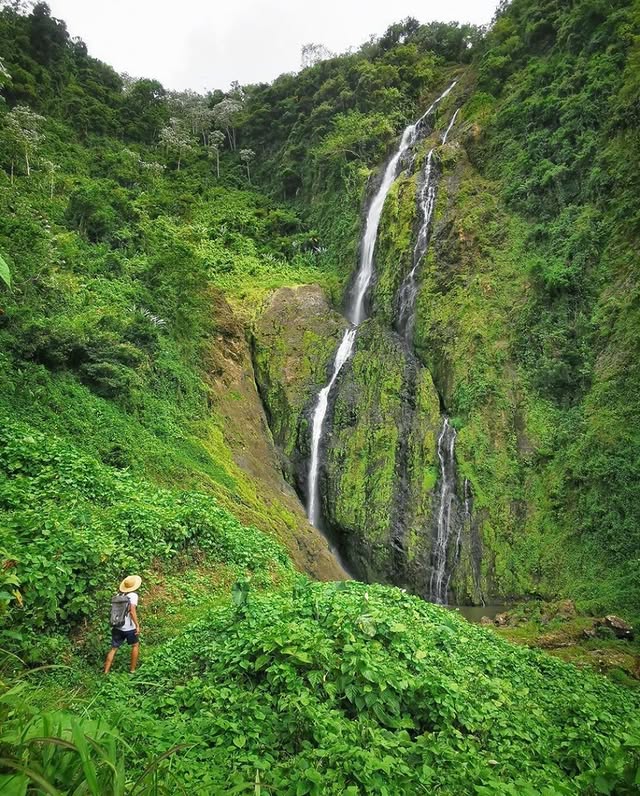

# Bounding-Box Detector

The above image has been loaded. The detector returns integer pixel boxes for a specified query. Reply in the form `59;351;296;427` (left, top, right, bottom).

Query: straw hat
119;575;142;593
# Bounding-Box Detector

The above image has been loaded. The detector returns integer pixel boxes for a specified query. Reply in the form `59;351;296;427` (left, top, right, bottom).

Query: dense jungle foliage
1;0;639;792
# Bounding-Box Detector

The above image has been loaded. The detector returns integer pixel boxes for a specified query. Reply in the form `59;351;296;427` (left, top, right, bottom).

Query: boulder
479;616;494;626
494;612;510;627
598;615;634;641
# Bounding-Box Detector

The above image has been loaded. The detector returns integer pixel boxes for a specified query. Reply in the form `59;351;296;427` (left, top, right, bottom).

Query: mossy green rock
252;284;347;486
322;321;443;592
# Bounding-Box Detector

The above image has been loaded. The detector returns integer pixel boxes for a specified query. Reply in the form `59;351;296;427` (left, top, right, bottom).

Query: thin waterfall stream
395;147;437;339
305;80;459;584
429;417;459;603
307;329;357;528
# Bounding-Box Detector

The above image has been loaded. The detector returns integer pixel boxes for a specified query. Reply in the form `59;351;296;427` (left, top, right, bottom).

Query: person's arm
130;604;140;634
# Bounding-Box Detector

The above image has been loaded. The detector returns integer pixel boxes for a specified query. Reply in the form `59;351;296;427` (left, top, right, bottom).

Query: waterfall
349;80;457;326
395;106;460;340
429;417;460;604
441;107;460;145
395;148;437;339
444;476;468;597
305;80;458;532
307;328;357;526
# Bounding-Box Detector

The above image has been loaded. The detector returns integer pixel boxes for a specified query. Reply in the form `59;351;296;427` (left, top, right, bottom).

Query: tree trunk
25;148;30;178
246;163;251;184
216;150;220;178
10;160;14;185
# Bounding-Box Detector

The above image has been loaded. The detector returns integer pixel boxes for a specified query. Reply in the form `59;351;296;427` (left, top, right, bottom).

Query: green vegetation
250;0;640;614
325;323;441;587
407;0;640;614
3;580;640;794
1;0;639;792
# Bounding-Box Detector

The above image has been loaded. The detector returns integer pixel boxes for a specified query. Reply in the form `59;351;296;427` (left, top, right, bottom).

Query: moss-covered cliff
323;322;441;587
252;284;348;491
252;1;640;615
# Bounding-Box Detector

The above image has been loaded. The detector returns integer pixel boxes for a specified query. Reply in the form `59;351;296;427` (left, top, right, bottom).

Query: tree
0;57;10;101
121;78;168;143
139;158;165;181
158;117;193;170
207;130;225;177
239;148;255;183
168;90;215;143
42;158;58;199
301;43;335;69
5;103;45;181
211;97;242;151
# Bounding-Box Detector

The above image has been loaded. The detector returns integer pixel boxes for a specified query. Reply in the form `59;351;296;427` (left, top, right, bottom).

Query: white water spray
396;106;461;339
395;148;436;338
349;80;457;326
429;417;458;603
444;476;469;597
441;107;460;145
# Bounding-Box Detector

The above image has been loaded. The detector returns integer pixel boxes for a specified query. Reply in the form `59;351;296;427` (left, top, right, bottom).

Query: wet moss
323;321;441;590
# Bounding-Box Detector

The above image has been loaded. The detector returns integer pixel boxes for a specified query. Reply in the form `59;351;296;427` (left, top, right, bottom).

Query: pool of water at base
448;605;510;623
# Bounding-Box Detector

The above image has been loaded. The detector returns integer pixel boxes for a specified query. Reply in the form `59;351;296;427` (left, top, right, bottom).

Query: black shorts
111;628;139;648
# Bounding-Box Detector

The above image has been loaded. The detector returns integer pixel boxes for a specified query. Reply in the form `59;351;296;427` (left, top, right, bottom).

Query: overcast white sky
45;0;498;93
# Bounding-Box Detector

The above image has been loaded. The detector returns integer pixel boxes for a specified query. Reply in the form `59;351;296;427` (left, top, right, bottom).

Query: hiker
104;575;141;674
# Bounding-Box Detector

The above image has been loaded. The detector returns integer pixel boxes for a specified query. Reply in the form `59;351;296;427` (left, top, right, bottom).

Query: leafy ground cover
2;580;640;794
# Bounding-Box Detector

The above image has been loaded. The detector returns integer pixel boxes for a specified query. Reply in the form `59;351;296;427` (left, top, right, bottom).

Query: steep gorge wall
251;0;640;614
251;100;554;604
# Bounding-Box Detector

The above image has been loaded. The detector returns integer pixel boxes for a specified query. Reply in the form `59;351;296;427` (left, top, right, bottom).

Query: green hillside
1;1;639;793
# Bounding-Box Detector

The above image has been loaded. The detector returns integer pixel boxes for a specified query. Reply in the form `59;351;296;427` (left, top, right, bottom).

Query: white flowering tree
239;148;255;184
5;104;45;181
42;159;59;199
211;98;242;151
208;129;225;177
158;118;194;170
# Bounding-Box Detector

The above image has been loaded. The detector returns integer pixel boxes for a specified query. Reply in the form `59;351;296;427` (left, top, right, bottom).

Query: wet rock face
252;284;347;490
321;320;443;593
205;289;346;582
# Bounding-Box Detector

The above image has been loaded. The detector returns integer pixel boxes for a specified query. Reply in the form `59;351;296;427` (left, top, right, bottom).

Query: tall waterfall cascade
395;105;461;340
429;417;462;604
307;81;457;598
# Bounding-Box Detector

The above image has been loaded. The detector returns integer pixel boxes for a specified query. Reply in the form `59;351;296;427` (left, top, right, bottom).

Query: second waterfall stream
306;80;459;592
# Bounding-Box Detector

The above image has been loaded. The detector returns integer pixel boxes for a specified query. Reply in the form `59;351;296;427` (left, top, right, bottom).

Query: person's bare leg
104;647;118;673
130;643;139;673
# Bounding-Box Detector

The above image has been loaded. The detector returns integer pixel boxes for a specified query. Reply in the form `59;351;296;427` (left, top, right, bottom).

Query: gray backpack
110;592;130;628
